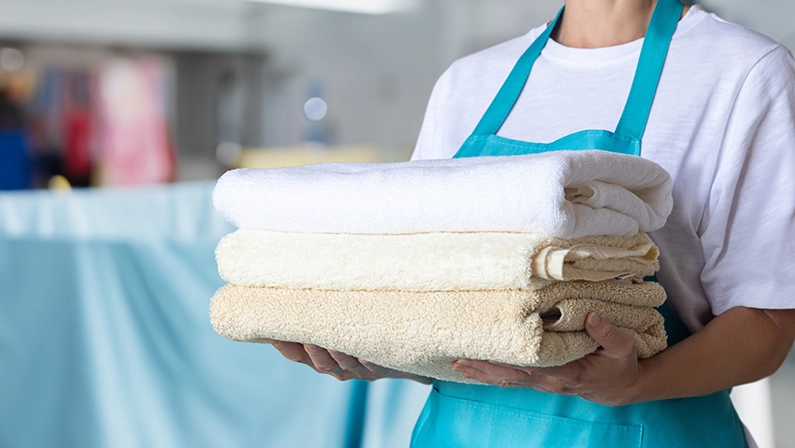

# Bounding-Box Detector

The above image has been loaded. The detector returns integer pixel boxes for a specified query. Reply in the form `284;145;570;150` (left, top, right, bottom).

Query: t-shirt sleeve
700;45;795;314
411;66;453;161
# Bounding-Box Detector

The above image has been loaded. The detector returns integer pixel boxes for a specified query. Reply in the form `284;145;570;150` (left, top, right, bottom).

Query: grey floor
772;348;795;448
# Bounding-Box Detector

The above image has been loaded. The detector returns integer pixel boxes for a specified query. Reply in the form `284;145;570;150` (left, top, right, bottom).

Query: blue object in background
0;131;30;190
0;182;434;448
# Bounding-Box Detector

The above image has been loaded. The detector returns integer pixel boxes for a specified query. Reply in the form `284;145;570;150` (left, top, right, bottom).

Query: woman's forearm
630;306;795;403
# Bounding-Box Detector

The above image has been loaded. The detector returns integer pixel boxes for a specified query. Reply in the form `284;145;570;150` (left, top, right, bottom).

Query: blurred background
1;0;794;447
2;0;795;186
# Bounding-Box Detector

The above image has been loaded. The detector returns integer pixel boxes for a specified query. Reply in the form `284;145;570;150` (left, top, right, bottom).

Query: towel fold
210;280;667;383
540;299;666;360
213;151;673;239
216;230;660;291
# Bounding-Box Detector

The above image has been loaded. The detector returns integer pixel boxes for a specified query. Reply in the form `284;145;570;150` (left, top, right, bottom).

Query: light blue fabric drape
361;380;431;448
0;182;425;448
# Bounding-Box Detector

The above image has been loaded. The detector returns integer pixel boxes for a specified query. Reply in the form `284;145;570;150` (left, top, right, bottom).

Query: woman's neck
552;0;684;48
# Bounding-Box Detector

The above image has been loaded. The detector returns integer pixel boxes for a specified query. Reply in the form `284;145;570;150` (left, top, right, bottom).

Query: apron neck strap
615;0;683;140
469;8;563;137
471;0;684;141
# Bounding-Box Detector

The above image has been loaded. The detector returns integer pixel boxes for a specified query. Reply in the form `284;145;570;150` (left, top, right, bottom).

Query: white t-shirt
411;6;795;332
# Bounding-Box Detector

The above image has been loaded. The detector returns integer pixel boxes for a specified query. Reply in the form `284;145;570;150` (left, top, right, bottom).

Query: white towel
213;151;673;239
216;230;660;291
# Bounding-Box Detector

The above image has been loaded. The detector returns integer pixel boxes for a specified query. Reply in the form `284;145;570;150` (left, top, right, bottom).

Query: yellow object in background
237;146;379;169
48;175;72;191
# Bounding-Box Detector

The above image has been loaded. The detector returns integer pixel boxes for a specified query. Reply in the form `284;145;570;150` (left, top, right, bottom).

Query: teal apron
410;0;749;446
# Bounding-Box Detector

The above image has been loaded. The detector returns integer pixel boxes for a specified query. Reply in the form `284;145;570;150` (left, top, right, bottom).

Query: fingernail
587;313;601;327
268;340;279;346
306;344;318;350
456;359;472;367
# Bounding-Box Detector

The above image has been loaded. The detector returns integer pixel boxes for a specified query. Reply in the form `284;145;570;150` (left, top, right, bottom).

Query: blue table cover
0;182;428;448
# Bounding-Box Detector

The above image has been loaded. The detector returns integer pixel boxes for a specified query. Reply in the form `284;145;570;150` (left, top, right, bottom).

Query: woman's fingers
328;350;364;371
359;359;393;375
305;345;344;377
269;341;349;379
328;350;380;379
266;341;428;383
269;340;312;365
307;345;378;381
584;313;637;358
453;363;514;386
452;359;577;394
455;360;520;379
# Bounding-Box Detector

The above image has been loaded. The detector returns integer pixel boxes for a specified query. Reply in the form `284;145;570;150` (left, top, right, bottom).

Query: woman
269;0;795;445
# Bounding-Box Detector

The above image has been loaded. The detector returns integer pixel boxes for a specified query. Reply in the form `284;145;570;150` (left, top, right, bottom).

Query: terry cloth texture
212;150;673;238
216;230;660;291
210;280;668;383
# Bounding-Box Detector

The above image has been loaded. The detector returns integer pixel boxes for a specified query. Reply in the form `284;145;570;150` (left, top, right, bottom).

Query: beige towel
216;230;659;291
541;299;666;360
210;280;667;383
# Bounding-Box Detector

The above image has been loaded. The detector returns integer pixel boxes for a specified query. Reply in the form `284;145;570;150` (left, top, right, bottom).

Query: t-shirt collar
540;4;704;66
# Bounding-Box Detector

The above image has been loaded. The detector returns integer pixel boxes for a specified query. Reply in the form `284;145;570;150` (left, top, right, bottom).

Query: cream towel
216;230;659;291
210;281;668;383
213;151;673;238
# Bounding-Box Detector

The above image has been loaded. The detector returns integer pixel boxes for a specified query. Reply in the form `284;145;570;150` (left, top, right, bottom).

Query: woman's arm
452;307;795;406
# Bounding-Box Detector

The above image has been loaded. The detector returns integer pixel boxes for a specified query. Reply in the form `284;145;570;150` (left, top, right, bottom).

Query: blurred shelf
237;146;379;168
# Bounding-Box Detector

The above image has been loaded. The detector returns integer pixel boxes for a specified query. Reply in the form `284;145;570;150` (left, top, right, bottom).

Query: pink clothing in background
97;58;174;186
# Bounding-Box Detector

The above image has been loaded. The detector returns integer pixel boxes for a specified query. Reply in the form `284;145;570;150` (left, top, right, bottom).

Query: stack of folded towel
210;151;674;383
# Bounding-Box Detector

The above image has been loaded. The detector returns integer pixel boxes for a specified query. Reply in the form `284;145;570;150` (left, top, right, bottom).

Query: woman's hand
451;313;642;406
455;307;795;406
266;340;433;384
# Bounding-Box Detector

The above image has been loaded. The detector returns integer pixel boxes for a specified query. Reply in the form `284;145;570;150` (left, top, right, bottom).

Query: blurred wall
2;0;794;160
0;0;254;51
700;0;795;49
244;5;447;154
0;0;565;158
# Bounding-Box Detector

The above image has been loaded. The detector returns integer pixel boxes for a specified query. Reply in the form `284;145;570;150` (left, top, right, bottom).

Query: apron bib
410;1;749;446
